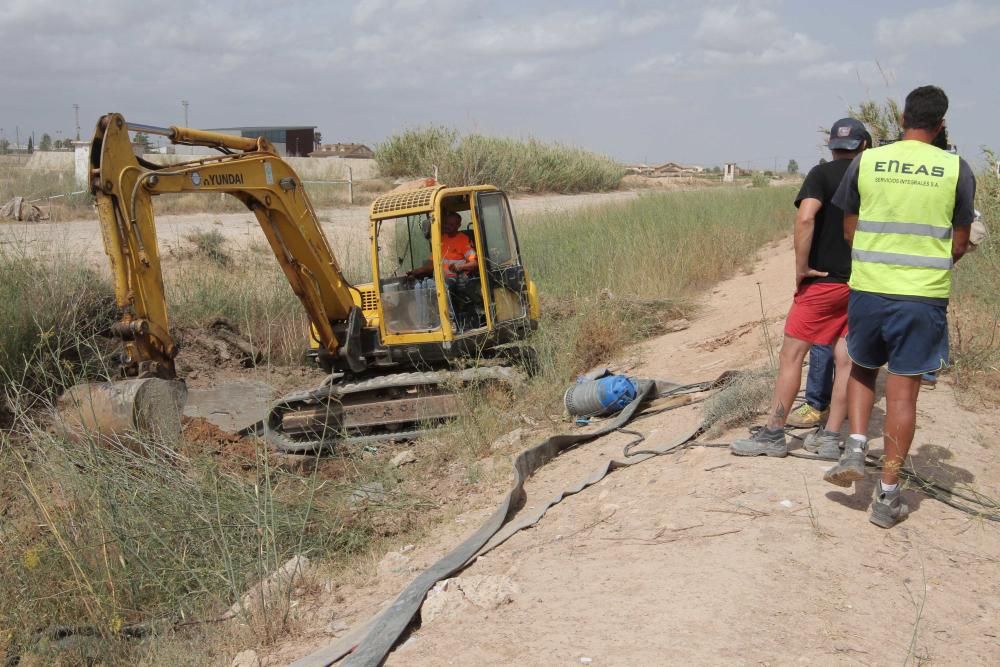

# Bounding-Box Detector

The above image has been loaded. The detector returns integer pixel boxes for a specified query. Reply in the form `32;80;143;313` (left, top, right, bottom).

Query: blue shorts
846;291;947;376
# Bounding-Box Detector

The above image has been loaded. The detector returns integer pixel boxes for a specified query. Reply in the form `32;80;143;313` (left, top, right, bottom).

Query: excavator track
264;366;524;453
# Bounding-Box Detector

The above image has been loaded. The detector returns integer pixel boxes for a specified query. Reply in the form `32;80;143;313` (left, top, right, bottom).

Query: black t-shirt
794;159;853;284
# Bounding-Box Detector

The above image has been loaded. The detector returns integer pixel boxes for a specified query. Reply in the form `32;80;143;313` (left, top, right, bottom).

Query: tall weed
949;153;1000;399
375;126;624;193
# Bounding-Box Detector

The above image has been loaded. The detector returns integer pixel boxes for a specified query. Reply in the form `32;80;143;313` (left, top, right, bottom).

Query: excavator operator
408;212;478;279
408;212;482;329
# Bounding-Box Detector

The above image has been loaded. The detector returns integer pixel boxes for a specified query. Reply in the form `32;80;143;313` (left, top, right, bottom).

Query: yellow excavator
60;113;539;452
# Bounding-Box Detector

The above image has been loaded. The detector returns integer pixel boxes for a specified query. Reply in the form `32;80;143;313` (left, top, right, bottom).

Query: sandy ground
0;190;640;264
272;236;999;666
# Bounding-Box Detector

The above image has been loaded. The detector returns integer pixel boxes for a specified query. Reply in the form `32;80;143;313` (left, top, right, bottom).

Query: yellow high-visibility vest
850;140;959;299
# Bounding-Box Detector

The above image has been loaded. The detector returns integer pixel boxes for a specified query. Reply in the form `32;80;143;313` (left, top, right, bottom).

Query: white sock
880;481;898;493
848;434;867;452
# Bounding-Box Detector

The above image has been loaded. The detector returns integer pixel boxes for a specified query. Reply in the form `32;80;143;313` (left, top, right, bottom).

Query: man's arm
794;198;827;287
951;159;977;263
952;224;971;263
832;156;862;246
843;213;859;246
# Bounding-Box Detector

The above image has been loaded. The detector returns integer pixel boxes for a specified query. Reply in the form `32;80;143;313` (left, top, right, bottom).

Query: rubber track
265;366;523;453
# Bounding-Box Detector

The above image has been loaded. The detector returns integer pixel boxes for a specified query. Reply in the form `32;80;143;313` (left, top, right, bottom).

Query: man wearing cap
731;118;870;459
824;85;976;529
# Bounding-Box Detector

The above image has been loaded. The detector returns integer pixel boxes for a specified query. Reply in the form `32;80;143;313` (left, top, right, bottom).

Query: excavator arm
89;113;366;379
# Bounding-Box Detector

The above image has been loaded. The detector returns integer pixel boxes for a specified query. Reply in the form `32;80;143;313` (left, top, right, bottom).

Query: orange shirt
440;232;476;276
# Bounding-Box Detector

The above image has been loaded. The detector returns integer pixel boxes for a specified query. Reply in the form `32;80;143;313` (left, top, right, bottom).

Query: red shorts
784;282;849;345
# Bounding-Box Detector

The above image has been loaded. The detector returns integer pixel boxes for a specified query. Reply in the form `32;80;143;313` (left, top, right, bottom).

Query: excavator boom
90;113;364;379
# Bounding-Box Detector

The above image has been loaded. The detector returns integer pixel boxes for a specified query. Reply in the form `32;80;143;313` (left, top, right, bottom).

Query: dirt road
277;237;1000;666
0;190;640;264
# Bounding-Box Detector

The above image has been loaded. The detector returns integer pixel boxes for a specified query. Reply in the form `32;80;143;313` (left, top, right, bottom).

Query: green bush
375;126;624;193
0;248;116;422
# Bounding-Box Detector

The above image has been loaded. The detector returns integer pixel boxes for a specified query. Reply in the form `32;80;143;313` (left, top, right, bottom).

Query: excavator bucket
56;379;187;449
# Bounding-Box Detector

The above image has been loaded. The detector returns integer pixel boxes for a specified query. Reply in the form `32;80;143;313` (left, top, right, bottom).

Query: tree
133;132;152;152
27;135;33;153
819;157;828;165
786;159;799;175
39;133;52;151
314;130;323;149
0;139;8;154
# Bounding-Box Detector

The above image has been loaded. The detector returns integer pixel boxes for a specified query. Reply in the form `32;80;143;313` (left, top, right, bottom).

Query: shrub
374;126;624;193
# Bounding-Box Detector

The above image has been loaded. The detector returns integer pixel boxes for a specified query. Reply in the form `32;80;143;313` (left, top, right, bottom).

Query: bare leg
766;336;812;429
847;363;878;437
881;373;921;485
825;337;852;432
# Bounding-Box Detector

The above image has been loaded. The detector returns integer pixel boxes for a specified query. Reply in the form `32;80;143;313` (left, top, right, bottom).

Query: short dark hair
902;85;949;130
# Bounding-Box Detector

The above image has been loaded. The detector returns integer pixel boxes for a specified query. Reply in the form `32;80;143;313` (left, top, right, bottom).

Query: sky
1;0;996;170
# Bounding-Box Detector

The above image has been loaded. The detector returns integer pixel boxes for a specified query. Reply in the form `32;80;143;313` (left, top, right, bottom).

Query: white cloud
798;61;865;81
876;1;1000;49
694;5;825;65
351;0;388;26
632;53;681;74
463;11;614;55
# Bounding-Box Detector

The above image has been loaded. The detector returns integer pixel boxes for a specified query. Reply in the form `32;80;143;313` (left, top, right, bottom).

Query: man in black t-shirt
732;118;871;459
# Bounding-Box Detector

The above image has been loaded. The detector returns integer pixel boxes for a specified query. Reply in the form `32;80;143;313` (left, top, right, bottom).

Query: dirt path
276;236;1000;666
0;190;640;264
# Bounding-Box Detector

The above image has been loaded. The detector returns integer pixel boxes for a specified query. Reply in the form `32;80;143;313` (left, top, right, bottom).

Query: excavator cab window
475;191;528;323
376;214;441;333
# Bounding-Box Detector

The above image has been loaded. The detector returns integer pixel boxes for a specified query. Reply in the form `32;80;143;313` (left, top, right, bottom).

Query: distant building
309;143;374;159
203;125;318;157
625;162;704;177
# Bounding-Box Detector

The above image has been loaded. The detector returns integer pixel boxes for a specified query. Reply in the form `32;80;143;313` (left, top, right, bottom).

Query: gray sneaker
803;429;842;461
870;481;909;528
823;436;868;487
731;427;787;457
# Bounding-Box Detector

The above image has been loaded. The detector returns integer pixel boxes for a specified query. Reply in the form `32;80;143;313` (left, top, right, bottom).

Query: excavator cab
369;185;539;360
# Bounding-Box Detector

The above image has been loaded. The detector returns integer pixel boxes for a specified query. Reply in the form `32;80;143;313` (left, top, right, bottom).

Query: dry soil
272;236;1000;667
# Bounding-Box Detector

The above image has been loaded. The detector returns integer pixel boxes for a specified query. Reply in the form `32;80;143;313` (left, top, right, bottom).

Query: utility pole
73;103;80;140
182;100;190;154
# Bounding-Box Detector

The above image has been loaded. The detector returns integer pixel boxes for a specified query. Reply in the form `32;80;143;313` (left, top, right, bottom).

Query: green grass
375;126;625;193
521;187;792;300
948;154;1000;399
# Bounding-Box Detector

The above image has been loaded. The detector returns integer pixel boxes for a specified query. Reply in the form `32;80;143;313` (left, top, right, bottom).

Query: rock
664;318;690;333
350;481;386;503
227;556;310;618
232;649;260;667
421;575;519;624
490;428;523;452
377;551;410;578
579;658;593;665
391;449;417;467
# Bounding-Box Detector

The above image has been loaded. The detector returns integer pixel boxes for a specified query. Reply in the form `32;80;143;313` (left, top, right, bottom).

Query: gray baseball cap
829;118;870;150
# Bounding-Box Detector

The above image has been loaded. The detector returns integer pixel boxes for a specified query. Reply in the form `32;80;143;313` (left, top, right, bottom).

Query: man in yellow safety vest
824;86;977;528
